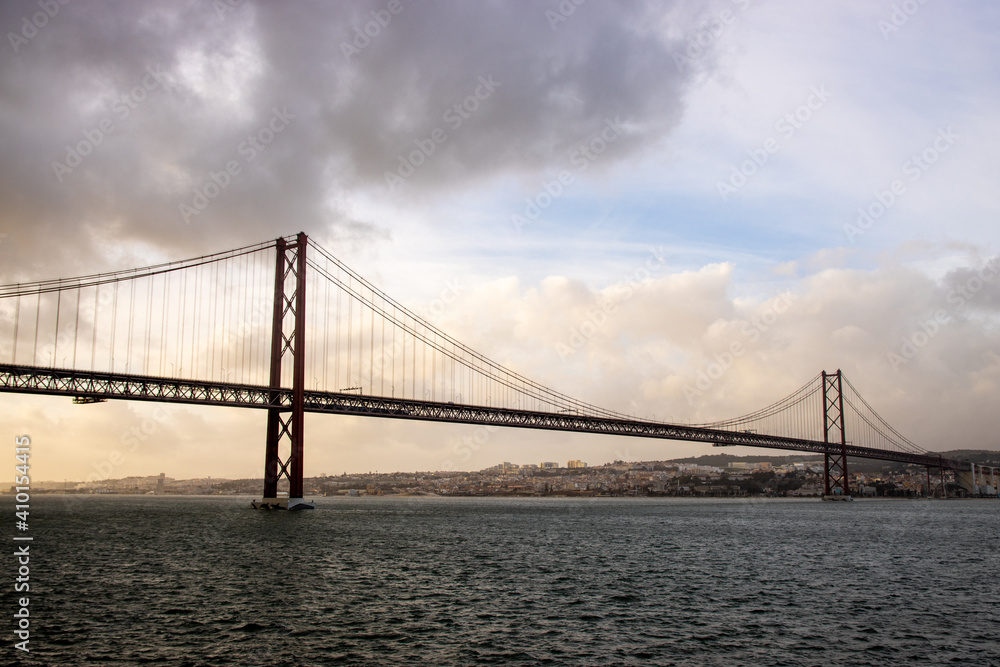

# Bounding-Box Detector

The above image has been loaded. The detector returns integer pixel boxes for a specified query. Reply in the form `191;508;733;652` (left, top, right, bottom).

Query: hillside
660;450;1000;474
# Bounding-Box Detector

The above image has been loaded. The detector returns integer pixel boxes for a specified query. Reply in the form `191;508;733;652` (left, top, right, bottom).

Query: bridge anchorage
0;232;995;504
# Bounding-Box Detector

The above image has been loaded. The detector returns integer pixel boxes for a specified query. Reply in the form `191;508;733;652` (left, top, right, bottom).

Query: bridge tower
822;370;851;498
260;232;313;510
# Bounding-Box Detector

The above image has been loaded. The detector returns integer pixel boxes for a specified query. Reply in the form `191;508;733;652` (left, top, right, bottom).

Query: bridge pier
925;464;948;498
956;465;976;496
955;463;998;497
258;233;313;510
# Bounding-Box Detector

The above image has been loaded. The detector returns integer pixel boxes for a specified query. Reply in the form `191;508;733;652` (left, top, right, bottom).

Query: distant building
567;460;587;469
541;462;559;469
156;473;165;494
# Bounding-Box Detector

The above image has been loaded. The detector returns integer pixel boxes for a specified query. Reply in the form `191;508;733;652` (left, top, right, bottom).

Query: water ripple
4;496;998;666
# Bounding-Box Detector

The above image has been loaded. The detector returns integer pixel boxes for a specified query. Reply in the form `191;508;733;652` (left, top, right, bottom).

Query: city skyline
14;449;997;499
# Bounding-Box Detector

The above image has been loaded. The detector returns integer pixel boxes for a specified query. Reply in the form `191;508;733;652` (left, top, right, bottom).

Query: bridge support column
259;233;313;510
926;464;947;499
955;463;977;496
821;370;851;499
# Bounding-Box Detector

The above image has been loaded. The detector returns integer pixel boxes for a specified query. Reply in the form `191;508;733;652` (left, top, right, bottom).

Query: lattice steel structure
822;370;850;497
263;233;308;505
0;363;980;473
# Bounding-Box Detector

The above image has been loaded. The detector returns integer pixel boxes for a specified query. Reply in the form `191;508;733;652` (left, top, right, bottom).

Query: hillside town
17;453;999;499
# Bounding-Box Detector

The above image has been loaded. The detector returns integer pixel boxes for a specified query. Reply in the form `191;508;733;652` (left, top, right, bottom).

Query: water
5;496;998;665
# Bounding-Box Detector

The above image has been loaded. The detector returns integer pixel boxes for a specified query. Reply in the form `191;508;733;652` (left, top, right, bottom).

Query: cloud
426;255;1000;450
0;0;709;278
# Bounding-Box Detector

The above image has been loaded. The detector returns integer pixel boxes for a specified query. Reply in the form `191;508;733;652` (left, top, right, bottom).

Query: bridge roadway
0;363;969;471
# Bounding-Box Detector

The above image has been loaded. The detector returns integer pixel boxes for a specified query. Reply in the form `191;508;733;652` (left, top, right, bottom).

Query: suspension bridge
0;233;994;507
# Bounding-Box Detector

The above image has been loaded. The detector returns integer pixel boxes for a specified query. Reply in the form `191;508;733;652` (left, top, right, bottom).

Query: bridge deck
0;363;970;471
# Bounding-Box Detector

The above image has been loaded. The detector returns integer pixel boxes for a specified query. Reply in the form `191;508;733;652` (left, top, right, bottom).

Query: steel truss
822;370;850;496
0;363;973;472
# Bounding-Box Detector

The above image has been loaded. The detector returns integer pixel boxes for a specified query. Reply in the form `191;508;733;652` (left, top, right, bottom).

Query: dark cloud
0;0;704;277
940;256;1000;313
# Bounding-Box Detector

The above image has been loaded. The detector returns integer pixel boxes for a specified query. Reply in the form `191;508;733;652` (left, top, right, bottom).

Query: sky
1;0;999;482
